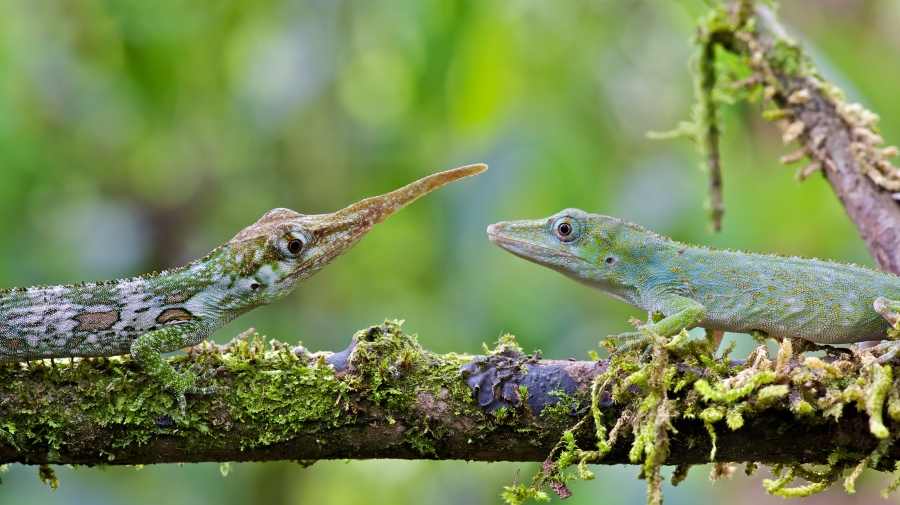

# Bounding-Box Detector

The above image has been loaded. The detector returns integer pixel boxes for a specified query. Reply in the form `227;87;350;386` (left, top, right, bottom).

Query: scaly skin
0;164;487;413
488;208;900;359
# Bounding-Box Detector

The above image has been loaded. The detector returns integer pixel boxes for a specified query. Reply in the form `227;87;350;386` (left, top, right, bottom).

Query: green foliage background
1;0;899;503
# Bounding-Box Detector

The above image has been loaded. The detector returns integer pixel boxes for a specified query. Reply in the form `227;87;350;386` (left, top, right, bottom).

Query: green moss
346;320;484;456
38;464;58;490
757;384;789;404
864;364;892;439
768;38;809;78
539;392;583;422
694;370;776;403
502;483;550;505
483;333;524;355
792;400;815;416
725;407;745;430
699;405;725;423
220;332;351;450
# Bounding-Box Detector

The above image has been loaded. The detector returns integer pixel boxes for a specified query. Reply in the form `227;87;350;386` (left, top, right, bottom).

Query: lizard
487;208;900;361
0;163;486;414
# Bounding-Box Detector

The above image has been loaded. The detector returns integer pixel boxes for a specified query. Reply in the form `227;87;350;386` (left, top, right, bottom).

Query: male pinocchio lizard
0;164;486;413
488;208;900;360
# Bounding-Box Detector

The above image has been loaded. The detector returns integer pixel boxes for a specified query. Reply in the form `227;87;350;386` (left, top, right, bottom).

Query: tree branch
0;322;894;470
707;2;900;273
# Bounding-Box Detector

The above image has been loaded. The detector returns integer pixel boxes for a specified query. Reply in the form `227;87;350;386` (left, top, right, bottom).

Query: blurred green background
1;0;899;503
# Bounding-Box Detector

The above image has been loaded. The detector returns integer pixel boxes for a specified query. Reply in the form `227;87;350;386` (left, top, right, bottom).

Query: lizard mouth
487;228;583;266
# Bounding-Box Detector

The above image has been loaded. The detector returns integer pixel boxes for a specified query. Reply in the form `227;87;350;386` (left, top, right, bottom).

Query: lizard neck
146;242;295;327
556;266;643;307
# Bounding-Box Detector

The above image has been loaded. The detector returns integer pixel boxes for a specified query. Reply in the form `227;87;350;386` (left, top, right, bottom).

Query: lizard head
487;209;654;289
220;164;487;306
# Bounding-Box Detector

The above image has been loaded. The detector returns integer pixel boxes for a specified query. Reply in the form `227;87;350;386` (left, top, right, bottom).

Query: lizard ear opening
552;216;582;243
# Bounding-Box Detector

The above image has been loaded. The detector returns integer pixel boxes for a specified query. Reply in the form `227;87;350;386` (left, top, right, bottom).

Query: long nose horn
336;164;487;223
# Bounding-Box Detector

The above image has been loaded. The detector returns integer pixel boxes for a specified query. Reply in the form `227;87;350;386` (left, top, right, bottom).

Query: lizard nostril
250;283;260;290
606;257;615;265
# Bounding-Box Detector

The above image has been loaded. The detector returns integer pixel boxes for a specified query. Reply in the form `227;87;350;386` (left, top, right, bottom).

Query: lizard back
663;242;900;343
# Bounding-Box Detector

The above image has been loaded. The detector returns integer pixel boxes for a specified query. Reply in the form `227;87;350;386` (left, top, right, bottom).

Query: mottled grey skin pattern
0;164;487;413
0;253;235;361
488;209;900;357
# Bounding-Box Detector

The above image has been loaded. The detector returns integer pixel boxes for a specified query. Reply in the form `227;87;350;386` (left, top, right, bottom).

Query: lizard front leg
130;322;221;415
610;295;707;356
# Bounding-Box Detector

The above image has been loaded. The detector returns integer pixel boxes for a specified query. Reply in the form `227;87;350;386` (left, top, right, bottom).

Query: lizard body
0;164;486;412
488;209;900;358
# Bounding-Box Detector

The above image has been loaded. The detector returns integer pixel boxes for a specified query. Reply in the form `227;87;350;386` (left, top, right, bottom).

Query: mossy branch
742;10;900;276
658;1;900;270
0;321;896;474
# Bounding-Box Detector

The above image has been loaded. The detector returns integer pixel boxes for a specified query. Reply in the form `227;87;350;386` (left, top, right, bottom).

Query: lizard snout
486;222;503;242
486;222;518;247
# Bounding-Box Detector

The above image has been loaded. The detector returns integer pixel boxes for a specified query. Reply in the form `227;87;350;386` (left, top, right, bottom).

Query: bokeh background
1;0;900;503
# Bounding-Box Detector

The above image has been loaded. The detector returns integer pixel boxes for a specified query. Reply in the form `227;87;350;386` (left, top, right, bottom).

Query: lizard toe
612;331;647;342
873;342;900;364
166;368;224;417
609;335;652;357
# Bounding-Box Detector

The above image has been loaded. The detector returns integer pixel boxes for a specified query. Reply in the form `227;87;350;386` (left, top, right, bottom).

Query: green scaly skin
488;208;900;359
0;164;487;414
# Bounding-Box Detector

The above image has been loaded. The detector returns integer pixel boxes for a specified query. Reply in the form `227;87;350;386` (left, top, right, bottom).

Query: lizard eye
279;234;308;258
553;217;581;243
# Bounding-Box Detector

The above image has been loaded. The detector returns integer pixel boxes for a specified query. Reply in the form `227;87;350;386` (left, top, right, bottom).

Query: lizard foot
868;296;900;363
169;366;229;417
863;340;900;364
607;330;652;358
874;296;900;328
